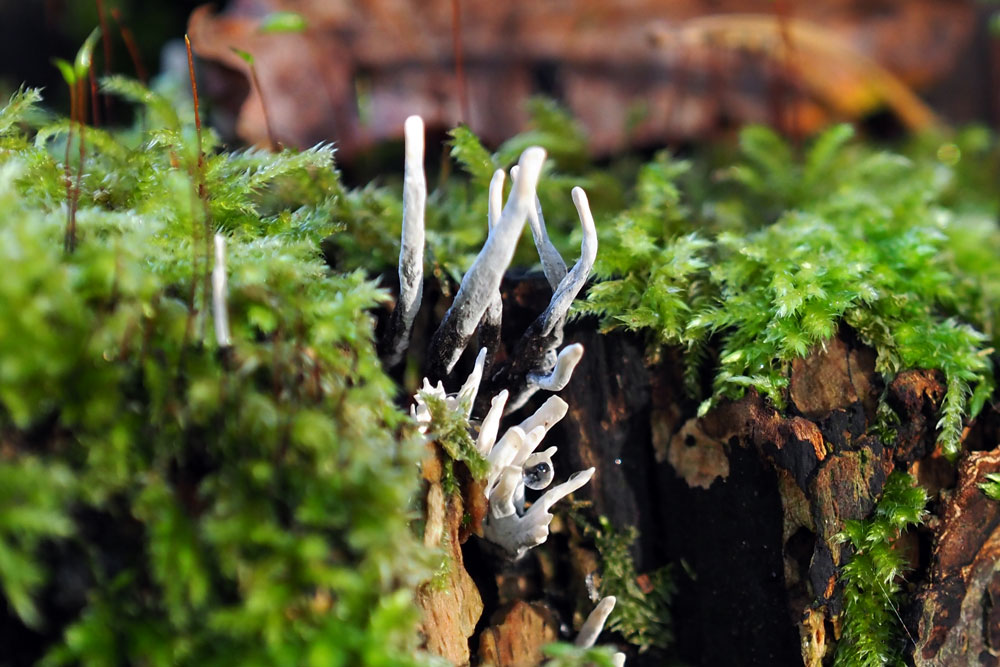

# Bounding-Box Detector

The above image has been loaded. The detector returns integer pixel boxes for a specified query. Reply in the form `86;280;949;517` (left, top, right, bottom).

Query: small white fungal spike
511;163;567;290
481;171;505;364
381;115;427;367
428;147;547;377
576;596;617;648
212;234;231;348
516;395;568;436
541;187;598;339
486;426;526;490
457;347;487;417
574;596;626;665
488;168;505;230
527;343;584;393
476;389;508;456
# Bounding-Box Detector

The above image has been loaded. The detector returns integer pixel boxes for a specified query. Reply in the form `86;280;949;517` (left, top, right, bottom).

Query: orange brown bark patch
477;601;559;667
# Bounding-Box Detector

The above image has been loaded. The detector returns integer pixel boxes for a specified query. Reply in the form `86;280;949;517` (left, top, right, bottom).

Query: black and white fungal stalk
481;184;597;412
478;168;508;361
575;596;626;667
427;146;547;379
428;150;598;412
412;347;595;558
379;115;426;367
390;115;599;557
381;114;598;413
511;163;567;290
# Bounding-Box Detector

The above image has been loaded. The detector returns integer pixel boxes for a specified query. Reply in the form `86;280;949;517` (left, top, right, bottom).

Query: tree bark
416;277;1000;666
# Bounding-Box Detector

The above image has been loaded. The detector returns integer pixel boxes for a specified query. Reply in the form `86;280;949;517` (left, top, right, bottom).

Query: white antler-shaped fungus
427;147;546;378
412;357;594;559
483;467;595;558
387;116;600;559
484;186;598;412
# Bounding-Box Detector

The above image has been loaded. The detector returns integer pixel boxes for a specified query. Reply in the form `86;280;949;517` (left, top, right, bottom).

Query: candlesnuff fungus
412;347;596;558
394;115;599;557
477;182;596;412
426;146;547;379
379;115;426;367
479;168;508;363
377;113;601;413
576;596;626;667
480;390;595;557
381;115;599;412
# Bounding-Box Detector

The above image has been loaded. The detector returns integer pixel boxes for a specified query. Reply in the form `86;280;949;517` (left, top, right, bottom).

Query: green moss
579;515;674;652
3;64;998;664
440;458;459;497
834;471;927;667
980;472;1000;501
579;124;998;460
425;537;453;593
419;392;489;482
0;82;431;665
0;458;75;628
542;642;620;667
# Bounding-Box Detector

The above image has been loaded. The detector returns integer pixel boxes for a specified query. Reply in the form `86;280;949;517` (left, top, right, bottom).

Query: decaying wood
477;601;558;666
416;444;484;664
400;273;998;665
913;449;1000;666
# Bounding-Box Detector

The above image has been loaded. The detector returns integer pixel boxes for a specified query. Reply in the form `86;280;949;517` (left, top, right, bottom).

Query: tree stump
415;276;1000;665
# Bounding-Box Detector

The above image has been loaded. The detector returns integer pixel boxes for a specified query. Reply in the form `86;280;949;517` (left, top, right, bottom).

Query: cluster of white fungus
412;346;594;558
391;115;599;558
390;115;620;659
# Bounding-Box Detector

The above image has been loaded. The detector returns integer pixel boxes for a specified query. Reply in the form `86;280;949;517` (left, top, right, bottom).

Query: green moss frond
834;471;927;667
581;123;998;457
418;392;490;481
979;472;1000;501
580;515;674;651
0;86;45;138
0;83;431;665
0;458;75;628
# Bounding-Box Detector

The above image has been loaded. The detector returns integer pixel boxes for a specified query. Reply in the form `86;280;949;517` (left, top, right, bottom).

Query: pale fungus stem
380;115;426;367
575;596;617;648
427;147;546;378
212;233;231;348
511;163;567;290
